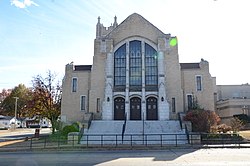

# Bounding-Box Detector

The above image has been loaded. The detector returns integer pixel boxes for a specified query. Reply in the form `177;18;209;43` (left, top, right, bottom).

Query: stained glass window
129;40;142;87
114;44;126;87
145;43;158;90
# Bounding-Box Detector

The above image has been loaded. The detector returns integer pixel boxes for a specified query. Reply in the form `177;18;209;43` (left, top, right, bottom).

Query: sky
1;0;250;90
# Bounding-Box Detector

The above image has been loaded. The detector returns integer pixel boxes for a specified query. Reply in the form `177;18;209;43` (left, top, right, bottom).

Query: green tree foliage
184;109;221;132
0;84;32;117
26;71;62;133
0;89;11;115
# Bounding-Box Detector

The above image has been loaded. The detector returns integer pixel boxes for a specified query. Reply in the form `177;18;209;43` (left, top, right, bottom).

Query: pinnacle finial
98;16;100;23
113;15;118;27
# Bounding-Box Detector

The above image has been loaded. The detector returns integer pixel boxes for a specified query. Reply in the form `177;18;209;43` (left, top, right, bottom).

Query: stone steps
81;120;188;145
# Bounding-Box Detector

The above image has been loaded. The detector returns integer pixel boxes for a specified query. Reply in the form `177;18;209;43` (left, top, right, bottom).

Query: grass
47;131;67;141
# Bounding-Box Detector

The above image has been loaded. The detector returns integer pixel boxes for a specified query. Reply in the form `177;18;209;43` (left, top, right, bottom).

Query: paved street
1;148;250;166
0;128;51;141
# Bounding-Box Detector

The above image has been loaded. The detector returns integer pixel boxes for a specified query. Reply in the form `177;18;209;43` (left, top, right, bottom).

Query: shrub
62;124;79;136
216;124;232;133
71;122;80;131
231;117;244;133
233;114;249;124
184;109;220;132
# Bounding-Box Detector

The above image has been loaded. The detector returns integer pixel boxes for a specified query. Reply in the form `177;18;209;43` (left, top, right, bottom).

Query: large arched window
113;40;158;92
129;40;142;90
114;44;126;90
145;43;158;91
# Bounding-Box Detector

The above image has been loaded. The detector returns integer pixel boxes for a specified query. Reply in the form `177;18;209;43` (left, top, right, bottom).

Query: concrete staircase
81;120;188;145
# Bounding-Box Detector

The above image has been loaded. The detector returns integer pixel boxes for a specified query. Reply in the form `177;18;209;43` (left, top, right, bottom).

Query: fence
1;133;250;151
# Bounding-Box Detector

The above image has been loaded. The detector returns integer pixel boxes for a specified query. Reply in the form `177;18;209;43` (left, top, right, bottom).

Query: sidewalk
0;128;52;150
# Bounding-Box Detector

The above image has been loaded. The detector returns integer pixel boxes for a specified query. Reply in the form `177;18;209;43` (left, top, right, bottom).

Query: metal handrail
122;113;127;142
178;112;183;129
185;124;190;144
87;113;93;129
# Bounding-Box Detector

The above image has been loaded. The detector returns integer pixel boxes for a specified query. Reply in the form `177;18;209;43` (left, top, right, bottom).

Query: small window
96;98;100;112
172;98;176;113
80;96;86;111
187;94;193;110
72;78;77;92
196;75;202;91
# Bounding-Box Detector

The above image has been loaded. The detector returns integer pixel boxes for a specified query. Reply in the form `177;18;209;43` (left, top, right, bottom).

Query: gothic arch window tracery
113;39;158;92
114;43;126;90
145;43;158;91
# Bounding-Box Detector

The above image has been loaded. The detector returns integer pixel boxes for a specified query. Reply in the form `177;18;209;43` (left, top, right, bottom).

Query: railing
178;112;183;129
82;133;189;148
87;113;93;129
185;124;190;144
1;133;250;151
122;113;127;142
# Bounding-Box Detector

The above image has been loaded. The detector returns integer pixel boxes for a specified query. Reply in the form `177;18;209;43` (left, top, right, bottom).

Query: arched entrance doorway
114;97;125;120
130;97;141;120
146;97;158;120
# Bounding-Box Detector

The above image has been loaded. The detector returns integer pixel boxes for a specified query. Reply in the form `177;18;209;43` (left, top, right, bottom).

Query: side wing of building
61;65;91;123
181;60;217;111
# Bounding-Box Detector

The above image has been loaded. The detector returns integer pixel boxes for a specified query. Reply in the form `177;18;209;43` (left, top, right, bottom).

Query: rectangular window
196;75;202;91
172;98;176;113
187;94;193;110
96;98;100;113
72;78;77;92
80;96;86;111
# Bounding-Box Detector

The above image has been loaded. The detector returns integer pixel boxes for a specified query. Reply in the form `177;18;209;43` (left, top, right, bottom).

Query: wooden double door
114;97;158;120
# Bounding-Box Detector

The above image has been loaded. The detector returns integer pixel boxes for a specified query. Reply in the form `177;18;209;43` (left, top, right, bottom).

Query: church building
61;13;216;124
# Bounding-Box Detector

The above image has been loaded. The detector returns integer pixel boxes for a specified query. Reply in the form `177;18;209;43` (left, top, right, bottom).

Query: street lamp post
13;97;19;130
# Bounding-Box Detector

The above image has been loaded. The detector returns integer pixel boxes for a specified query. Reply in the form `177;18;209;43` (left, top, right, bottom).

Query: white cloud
11;0;39;9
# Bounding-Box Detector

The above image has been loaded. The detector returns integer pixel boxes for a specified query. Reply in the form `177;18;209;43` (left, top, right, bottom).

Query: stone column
158;51;169;120
125;41;130;120
141;41;146;120
102;52;113;120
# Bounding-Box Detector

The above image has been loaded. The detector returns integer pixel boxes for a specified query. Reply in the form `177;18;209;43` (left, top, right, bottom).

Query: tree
184;109;221;132
27;71;62;133
1;84;31;117
0;89;12;115
231;117;243;133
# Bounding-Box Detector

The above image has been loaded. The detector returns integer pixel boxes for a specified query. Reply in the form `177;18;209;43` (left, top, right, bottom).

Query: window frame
72;77;78;92
80;95;86;111
96;98;100;113
171;97;176;113
114;44;126;88
145;43;158;91
187;94;193;110
195;75;202;91
129;40;142;87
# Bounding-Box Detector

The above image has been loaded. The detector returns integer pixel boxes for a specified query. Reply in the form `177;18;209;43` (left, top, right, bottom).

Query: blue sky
1;0;250;90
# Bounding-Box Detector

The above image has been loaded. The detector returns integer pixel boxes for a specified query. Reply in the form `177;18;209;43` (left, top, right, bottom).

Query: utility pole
13;97;19;130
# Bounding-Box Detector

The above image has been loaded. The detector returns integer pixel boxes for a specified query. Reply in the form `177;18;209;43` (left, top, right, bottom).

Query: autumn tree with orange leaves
27;71;62;133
